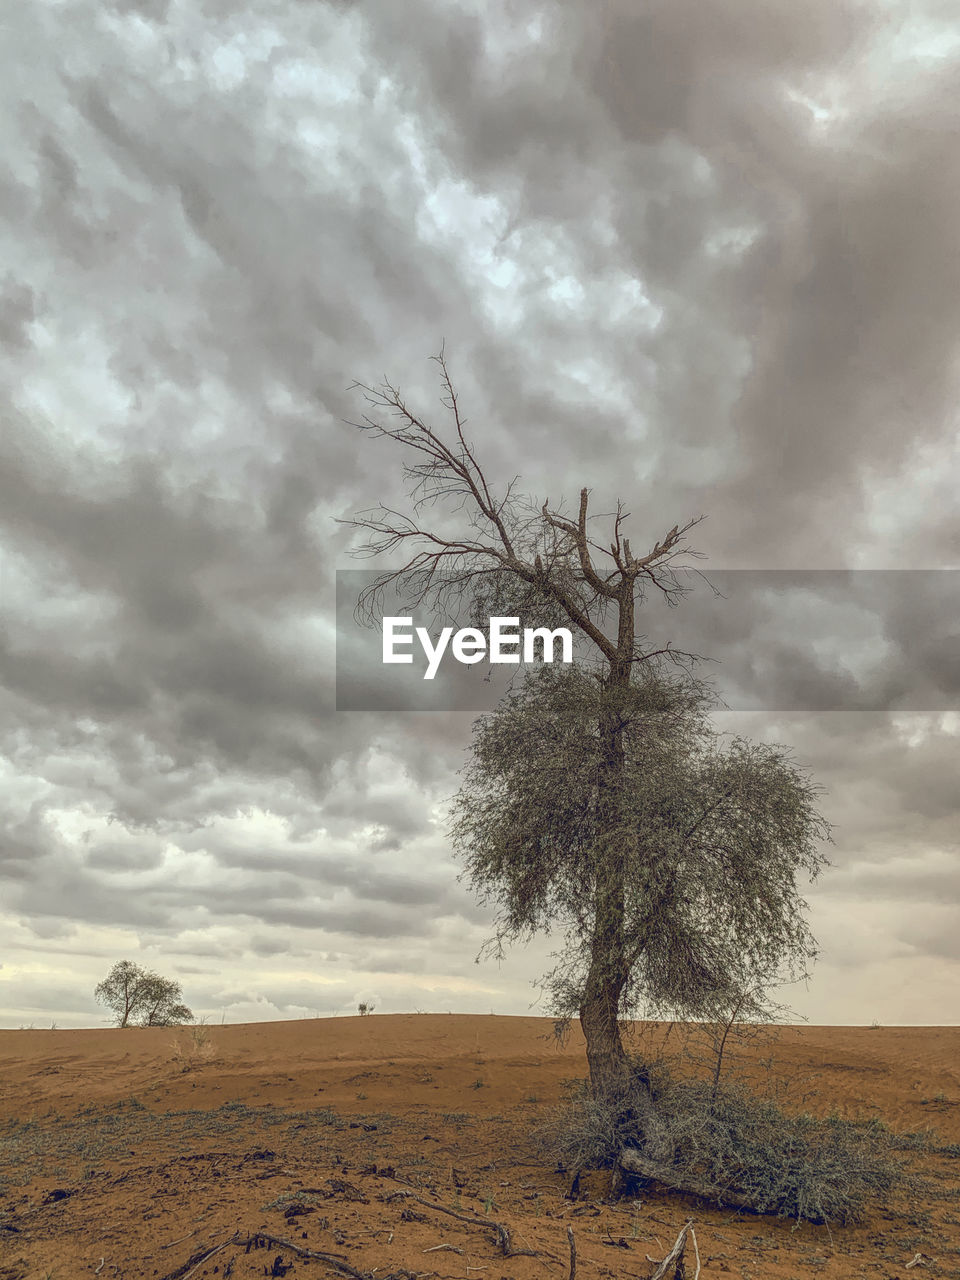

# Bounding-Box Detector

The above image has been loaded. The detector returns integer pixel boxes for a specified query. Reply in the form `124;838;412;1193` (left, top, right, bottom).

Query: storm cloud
1;0;957;1026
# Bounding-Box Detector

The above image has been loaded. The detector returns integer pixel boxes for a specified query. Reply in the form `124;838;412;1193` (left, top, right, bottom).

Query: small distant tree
95;961;193;1028
140;972;193;1027
357;1002;375;1016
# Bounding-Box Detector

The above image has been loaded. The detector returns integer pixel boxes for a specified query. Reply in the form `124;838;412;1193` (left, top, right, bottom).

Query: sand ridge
1;1015;958;1279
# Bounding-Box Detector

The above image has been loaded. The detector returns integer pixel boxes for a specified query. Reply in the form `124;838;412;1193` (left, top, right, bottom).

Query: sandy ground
0;1015;958;1279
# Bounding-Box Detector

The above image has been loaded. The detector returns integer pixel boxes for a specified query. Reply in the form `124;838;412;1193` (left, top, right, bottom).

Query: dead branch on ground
619;1147;765;1214
646;1219;700;1280
384;1188;538;1257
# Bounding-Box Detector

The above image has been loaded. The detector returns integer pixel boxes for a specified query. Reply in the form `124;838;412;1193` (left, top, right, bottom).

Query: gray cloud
1;0;958;1026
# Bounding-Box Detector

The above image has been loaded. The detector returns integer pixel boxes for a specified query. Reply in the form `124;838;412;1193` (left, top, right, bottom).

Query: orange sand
1;1016;957;1278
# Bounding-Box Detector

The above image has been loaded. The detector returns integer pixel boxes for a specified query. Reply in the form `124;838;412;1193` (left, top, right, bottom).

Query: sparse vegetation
537;1057;919;1224
0;1020;957;1275
171;1018;216;1071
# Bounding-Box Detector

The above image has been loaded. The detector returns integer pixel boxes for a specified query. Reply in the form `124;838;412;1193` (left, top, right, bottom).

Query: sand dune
1;1016;958;1278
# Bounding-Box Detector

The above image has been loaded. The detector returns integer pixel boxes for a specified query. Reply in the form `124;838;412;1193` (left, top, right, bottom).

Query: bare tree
341;351;829;1107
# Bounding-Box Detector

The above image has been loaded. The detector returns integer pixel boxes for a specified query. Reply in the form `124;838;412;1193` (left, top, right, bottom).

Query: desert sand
1;1015;958;1279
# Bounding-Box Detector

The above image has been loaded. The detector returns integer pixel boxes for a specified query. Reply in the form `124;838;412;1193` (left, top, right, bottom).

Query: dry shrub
536;1058;922;1225
170;1020;217;1073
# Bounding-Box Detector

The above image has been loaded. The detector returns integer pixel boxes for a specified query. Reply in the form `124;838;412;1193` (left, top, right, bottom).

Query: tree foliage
451;660;832;1031
94;960;193;1028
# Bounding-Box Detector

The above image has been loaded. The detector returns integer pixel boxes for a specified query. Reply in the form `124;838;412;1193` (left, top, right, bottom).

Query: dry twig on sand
384;1188;538;1258
645;1219;700;1280
159;1232;371;1280
160;1195;542;1280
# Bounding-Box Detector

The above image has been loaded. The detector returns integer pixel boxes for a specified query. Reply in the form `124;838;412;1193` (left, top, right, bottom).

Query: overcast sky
2;0;958;1029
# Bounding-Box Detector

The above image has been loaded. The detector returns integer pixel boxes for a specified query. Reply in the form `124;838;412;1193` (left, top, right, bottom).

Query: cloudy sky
2;0;958;1029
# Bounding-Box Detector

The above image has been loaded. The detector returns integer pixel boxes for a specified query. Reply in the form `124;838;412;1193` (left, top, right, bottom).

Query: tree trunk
618;1147;777;1216
579;643;636;1102
579;926;630;1098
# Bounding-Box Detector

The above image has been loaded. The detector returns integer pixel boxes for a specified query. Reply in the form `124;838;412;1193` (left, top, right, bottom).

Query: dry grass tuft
170;1019;217;1072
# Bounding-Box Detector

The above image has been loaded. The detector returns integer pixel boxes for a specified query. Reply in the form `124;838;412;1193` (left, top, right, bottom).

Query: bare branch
540;489;620;599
